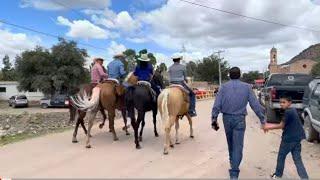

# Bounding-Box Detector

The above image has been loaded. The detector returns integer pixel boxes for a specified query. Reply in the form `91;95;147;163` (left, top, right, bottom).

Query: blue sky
0;0;319;72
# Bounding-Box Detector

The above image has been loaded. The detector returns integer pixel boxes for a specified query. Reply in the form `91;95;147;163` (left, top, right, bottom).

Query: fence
196;90;215;101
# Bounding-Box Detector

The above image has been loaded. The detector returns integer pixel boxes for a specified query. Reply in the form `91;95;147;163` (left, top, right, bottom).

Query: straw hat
138;53;150;62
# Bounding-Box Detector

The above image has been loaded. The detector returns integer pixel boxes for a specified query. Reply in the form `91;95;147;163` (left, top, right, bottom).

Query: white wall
0;81;44;101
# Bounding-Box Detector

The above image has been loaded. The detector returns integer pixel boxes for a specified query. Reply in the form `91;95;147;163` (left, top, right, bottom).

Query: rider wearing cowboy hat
168;54;197;117
107;53;127;82
91;57;108;86
134;53;158;102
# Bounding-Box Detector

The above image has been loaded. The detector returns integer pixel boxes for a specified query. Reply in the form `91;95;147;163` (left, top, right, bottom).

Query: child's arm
264;121;285;130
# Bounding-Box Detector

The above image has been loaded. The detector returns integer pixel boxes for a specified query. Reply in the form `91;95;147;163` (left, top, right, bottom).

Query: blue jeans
223;114;246;179
170;81;196;113
275;141;308;179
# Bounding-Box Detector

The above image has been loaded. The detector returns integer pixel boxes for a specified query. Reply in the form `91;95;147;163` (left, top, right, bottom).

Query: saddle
102;78;120;85
169;84;190;103
101;78;124;96
137;81;151;88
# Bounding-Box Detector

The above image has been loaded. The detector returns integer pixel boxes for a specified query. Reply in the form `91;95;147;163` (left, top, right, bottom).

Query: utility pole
213;50;225;86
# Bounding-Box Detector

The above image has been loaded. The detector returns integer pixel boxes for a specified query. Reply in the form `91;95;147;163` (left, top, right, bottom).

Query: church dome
271;47;277;52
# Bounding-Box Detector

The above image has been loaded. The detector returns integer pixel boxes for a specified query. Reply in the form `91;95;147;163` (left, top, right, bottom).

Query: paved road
1;100;320;178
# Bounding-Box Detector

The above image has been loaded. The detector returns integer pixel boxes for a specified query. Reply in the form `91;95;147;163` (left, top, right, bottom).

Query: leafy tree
311;62;320;77
123;48;137;72
0;70;3;80
196;54;229;83
186;61;197;77
15;39;89;96
1;55;17;81
242;71;263;84
147;53;157;65
139;49;148;55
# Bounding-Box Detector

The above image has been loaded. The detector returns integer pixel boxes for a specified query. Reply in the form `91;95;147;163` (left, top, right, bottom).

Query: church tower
269;47;279;73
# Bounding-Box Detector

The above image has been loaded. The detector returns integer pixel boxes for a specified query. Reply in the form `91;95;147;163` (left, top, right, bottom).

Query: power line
50;0;89;20
179;0;320;33
0;19;106;51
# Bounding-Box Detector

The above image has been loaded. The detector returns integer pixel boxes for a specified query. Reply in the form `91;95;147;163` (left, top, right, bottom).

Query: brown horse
71;80;129;148
69;83;109;143
158;86;194;155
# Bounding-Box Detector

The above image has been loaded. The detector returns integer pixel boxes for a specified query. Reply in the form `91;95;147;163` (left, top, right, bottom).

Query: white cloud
107;41;126;57
137;0;320;71
126;37;148;43
0;28;40;68
20;0;111;10
57;16;109;39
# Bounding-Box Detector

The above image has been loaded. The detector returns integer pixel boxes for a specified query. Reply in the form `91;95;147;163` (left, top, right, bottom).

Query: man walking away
211;67;266;179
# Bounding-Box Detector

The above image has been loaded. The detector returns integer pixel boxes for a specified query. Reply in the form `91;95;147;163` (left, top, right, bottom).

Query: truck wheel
304;116;319;142
41;103;49;109
266;106;278;123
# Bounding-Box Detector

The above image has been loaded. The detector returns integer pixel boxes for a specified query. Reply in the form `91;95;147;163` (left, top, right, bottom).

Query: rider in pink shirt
91;58;108;85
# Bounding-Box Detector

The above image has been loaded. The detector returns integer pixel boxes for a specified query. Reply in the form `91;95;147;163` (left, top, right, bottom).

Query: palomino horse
158;85;194;155
69;83;129;143
125;72;164;149
71;79;129;148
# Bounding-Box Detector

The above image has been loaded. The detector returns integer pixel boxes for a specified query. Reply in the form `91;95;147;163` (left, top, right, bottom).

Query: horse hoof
126;132;130;136
114;137;119;141
155;133;159;137
139;136;143;142
170;144;174;148
86;145;91;148
99;124;104;129
136;145;142;149
72;140;78;143
190;135;194;139
89;134;92;138
176;142;180;145
163;151;169;155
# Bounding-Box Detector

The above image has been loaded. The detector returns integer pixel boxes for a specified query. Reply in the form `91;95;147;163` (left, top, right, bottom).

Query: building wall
0;81;44;101
287;59;317;74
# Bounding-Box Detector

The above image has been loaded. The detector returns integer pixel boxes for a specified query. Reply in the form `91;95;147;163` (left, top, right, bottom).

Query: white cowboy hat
113;53;125;58
138;53;150;62
171;54;183;60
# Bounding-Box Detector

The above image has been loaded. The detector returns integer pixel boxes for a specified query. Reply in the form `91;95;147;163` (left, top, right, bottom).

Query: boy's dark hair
280;95;292;102
229;67;241;79
173;58;181;63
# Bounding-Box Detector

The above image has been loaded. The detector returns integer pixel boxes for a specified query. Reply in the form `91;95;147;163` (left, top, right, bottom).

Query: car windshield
267;74;313;86
17;96;27;100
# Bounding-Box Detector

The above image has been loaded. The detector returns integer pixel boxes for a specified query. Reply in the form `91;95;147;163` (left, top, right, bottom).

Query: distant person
263;96;308;179
211;67;266;179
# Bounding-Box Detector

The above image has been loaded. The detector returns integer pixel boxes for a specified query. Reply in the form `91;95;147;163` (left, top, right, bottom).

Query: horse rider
133;53;158;102
168;55;197;117
91;57;108;87
107;53;127;83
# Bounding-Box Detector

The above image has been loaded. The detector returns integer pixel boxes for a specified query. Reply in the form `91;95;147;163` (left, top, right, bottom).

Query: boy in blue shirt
263;96;308;179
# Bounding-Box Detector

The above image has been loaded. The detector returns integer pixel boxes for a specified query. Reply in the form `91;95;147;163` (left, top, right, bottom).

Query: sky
0;0;320;72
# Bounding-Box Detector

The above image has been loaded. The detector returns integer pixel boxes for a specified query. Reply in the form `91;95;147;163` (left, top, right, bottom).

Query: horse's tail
160;89;170;124
70;87;100;111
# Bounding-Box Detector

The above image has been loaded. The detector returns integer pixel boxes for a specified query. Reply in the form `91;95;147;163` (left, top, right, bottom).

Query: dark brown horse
69;83;129;144
71;80;129;148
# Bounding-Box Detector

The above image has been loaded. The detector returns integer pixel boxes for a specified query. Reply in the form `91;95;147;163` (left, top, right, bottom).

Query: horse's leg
99;107;107;130
186;114;194;138
139;114;146;142
72;117;81;143
121;108;130;135
164;116;175;155
78;111;88;135
175;117;180;144
108;109;119;141
152;108;159;137
85;110;98;148
135;111;144;148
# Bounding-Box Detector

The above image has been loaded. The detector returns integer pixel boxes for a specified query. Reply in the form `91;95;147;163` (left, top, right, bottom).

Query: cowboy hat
93;57;104;62
113;53;126;58
171;54;183;60
138;53;150;62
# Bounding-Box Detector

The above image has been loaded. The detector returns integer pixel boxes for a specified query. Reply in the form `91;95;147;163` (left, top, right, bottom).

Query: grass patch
0;127;72;147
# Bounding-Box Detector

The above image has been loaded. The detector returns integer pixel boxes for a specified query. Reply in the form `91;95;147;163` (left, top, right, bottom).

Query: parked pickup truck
302;77;320;142
259;73;313;123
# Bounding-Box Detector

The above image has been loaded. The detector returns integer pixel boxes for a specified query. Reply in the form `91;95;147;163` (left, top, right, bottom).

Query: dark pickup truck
259;73;313;123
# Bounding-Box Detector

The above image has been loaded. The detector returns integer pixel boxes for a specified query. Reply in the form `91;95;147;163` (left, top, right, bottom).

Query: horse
158;85;194;155
71;79;129;148
125;72;164;149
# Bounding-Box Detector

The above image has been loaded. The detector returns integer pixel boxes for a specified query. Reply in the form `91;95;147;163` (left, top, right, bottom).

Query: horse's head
152;71;165;89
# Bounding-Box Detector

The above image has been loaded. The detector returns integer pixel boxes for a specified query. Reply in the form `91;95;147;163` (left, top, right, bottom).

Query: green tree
1;55;17;81
123;48;137;72
196;55;229;83
15;39;89;96
147;53;157;65
186;61;197;77
158;63;167;73
242;71;263;84
311;62;320;77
